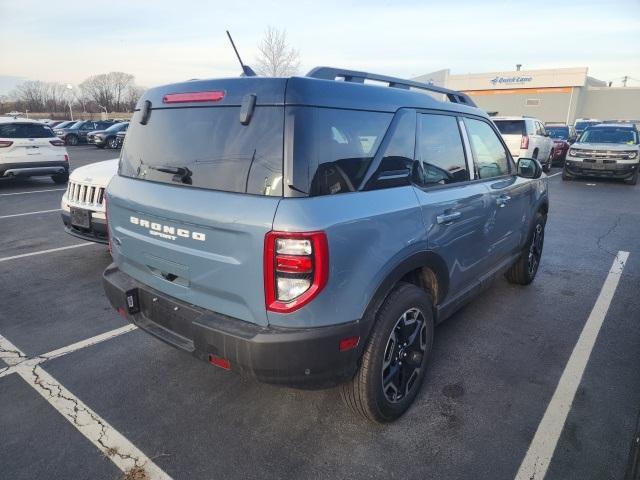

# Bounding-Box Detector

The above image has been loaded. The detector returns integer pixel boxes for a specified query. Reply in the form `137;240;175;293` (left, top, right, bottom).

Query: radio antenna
226;30;256;77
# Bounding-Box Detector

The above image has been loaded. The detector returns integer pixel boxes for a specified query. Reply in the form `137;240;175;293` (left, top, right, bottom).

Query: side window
365;110;417;190
539;123;547;136
416;113;468;186
464;118;511;179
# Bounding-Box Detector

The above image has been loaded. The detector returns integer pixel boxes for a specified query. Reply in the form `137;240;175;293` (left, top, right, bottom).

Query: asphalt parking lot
1;147;639;480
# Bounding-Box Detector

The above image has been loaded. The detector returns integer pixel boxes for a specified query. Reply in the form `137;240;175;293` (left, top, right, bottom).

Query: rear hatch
493;120;525;156
108;77;286;326
0;122;67;164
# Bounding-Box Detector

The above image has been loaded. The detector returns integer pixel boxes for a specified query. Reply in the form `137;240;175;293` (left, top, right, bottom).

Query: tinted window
579;127;638;144
494;120;524;136
465;118;511;179
416;114;468;186
105;122;127;133
546;126;569;139
290;107;392;196
0;123;54;138
120;106;284;196
366;109;416;190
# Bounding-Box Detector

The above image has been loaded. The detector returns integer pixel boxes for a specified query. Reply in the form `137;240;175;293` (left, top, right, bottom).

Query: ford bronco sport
103;68;548;422
563;123;639;184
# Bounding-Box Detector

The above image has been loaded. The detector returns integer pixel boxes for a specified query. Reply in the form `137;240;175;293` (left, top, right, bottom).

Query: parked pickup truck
103;67;548;422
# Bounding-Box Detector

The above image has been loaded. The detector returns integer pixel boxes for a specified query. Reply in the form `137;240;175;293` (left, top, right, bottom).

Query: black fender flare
358;250;449;344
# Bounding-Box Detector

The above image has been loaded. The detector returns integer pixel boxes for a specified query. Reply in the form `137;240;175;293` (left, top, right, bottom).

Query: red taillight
209;355;231;370
64;154;69;162
50;139;65;146
162;91;225;104
339;336;360;352
0;140;13;148
264;231;329;313
520;135;529;149
276;255;313;273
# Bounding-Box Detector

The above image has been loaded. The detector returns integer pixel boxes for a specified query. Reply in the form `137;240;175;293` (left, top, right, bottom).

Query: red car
545;124;576;165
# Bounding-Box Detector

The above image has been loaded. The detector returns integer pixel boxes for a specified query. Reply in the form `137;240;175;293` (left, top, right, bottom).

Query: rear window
119;106;283;196
289;107;392;196
0;123;54;138
493;120;524;136
546;126;569;139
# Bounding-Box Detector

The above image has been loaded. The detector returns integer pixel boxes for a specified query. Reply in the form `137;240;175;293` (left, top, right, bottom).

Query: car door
463;117;531;264
412;112;495;297
539;122;553;160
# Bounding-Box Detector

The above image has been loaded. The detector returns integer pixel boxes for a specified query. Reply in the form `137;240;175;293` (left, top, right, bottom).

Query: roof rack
306;66;477;107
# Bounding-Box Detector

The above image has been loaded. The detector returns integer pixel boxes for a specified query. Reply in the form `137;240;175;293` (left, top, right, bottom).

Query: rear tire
51;173;69;184
65;134;78;146
505;212;545;285
624;169;638;185
542;152;552;173
341;282;434;423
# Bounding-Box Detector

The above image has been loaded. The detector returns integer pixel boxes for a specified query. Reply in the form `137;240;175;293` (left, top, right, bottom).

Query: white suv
60;159;118;243
0;117;70;183
493;116;554;172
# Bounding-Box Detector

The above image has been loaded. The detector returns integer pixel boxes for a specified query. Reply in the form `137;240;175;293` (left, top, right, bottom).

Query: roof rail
306;66;477;107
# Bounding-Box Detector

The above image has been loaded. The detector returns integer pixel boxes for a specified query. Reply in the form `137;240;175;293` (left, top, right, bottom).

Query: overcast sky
1;0;639;94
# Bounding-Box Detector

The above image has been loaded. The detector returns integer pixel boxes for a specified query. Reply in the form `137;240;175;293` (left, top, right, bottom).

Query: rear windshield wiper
148;165;193;185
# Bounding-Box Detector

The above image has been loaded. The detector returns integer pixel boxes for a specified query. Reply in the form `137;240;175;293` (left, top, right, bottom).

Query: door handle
496;194;511;207
436;211;462;225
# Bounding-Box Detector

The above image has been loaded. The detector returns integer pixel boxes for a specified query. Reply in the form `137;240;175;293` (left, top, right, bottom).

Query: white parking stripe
0;188;66;196
0;208;62;219
0;243;94;263
0;324;137;379
515;250;630;480
547;171;562;178
0;332;172;480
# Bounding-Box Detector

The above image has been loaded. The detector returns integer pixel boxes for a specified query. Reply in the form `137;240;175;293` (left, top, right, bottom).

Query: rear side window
119;106;284;196
416;114;468;186
493;120;524;136
464;118;511;179
0;123;54;138
290;107;392;196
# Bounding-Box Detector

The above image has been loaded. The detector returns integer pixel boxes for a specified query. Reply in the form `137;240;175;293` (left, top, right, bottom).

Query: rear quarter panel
270;186;425;328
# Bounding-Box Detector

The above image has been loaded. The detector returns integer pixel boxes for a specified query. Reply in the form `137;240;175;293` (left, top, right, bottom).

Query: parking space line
0;208;62;219
0;324;138;379
547;172;562;178
0;332;172;480
0;188;66;196
515;250;630;480
0;243;94;263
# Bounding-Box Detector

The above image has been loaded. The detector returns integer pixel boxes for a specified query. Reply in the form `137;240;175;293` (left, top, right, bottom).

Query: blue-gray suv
103;67;548;422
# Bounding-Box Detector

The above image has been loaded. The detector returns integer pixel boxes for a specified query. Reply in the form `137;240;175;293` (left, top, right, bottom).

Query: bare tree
79;72;135;112
255;26;301;77
124;85;146;112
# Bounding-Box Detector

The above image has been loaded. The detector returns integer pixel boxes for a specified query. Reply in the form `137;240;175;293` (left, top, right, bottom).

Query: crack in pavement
0;331;171;480
596;214;626;269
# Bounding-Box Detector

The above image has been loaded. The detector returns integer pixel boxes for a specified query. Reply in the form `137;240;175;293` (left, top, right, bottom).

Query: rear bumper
61;211;108;244
564;161;638;179
102;265;363;389
0;161;68;178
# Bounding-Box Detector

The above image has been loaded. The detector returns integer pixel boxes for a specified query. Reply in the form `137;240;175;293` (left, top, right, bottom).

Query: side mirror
517;158;542;179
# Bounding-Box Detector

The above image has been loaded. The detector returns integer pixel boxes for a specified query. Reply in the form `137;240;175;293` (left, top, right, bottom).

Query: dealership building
414;67;640;124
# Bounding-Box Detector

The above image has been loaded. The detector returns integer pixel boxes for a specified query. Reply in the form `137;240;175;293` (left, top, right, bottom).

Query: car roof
492;116;532;121
140;69;485;118
590;123;636;129
0;116;42;125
